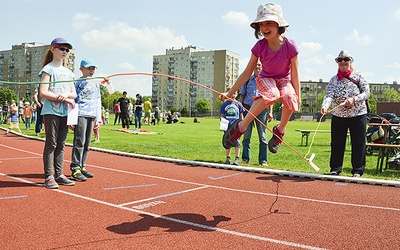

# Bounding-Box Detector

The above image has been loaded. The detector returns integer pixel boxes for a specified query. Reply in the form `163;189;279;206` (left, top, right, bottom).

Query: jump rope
1;72;341;172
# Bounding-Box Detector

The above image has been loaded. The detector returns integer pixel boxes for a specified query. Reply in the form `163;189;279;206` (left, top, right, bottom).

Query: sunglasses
57;47;70;53
336;57;351;62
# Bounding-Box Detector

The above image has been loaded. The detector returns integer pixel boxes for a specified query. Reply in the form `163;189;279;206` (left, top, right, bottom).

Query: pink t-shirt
251;37;298;79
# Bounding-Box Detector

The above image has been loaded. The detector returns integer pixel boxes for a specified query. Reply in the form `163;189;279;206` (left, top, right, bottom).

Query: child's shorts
9;122;20;129
255;77;299;112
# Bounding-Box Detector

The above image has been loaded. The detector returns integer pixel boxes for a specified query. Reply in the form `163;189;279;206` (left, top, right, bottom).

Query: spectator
5;100;22;135
104;109;110;125
69;58;106;181
18;97;25;124
220;88;244;165
143;98;152;125
39;37;76;189
134;94;143;130
239;61;272;166
2;100;9;123
23;102;33;130
113;102;120;125
33;88;44;136
154;106;160;125
118;91;131;129
320;50;370;178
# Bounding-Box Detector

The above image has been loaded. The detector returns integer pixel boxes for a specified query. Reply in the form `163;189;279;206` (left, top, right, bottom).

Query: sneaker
353;173;361;178
81;167;94;178
44;176;59;189
222;119;244;149
224;158;231;165
70;169;87;182
233;158;240;166
260;162;269;167
242;160;249;164
268;125;285;153
330;171;339;176
56;174;75;186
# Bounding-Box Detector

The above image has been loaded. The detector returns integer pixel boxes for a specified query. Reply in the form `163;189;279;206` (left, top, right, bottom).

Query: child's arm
290;56;301;110
221;54;258;100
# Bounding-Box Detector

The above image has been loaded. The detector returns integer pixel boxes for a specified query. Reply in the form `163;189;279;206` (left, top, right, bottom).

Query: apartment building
0;42;75;100
152;46;240;116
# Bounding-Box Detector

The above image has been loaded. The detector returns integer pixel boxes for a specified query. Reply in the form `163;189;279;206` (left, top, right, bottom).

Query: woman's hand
321;107;328;115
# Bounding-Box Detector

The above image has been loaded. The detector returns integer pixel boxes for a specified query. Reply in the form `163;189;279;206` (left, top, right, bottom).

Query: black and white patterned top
322;71;370;118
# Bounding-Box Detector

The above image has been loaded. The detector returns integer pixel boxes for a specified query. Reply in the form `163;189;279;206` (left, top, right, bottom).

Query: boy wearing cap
69;58;102;181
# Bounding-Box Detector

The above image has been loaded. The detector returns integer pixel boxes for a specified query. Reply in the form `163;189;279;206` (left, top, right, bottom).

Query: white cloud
72;13;100;30
386;62;400;69
221;11;250;28
299;42;323;56
395;9;400;21
117;62;137;71
345;30;373;45
80;22;188;60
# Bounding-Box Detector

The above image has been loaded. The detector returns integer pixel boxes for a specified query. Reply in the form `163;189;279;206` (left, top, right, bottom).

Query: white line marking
103;184;157;191
0;156;42;161
86;163;400;212
118;186;208;206
0;195;28;200
1;144;399;212
1;172;326;249
208;172;244;180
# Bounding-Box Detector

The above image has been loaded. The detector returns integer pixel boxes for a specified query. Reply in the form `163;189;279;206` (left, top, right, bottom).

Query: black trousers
120;111;130;129
330;115;367;175
35;105;43;134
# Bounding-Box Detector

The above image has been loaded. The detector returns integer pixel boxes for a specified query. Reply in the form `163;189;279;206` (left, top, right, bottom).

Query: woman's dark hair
253;24;286;39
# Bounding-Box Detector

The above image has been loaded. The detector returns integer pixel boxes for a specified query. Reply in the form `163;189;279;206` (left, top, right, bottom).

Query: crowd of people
1;3;371;190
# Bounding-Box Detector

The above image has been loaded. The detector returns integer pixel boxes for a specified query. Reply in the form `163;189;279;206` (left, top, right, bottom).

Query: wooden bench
295;130;331;146
365;143;400;173
300;116;313;121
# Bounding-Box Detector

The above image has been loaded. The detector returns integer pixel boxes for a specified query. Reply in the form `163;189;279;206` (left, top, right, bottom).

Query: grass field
2;115;400;181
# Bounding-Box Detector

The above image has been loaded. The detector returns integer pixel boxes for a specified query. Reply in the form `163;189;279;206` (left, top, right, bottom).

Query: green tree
0;87;17;105
180;106;188;116
381;89;400;103
195;98;211;114
101;90;123;111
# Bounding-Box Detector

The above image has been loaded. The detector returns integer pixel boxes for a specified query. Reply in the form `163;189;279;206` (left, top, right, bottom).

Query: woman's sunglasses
57;47;70;53
336;57;351;62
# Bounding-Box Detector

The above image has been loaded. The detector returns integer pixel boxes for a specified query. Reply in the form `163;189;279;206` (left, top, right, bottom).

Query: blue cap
80;58;98;68
50;37;72;49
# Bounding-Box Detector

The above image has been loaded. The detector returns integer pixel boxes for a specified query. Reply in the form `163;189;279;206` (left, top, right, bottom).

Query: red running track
1;132;400;250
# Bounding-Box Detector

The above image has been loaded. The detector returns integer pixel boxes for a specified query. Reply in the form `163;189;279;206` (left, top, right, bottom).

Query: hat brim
250;16;289;29
81;64;98;69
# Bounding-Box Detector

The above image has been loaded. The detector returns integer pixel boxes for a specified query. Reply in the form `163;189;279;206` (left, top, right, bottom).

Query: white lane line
0;195;28;200
1;144;400;212
0;156;42;161
0;172;327;250
103;184;157;191
208;172;244;180
118;186;208;206
87;163;400;212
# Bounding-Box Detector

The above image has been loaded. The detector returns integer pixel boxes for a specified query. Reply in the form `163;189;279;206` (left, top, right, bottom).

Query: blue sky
2;0;400;97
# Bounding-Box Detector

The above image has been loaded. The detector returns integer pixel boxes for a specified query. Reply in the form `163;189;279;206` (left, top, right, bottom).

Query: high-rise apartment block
0;42;75;100
152;46;240;116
